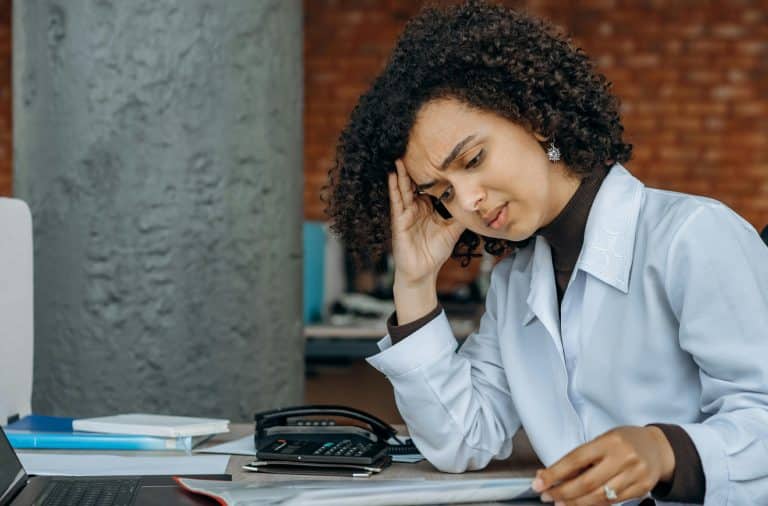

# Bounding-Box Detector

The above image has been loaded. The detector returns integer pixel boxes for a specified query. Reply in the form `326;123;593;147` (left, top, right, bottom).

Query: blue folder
5;415;200;451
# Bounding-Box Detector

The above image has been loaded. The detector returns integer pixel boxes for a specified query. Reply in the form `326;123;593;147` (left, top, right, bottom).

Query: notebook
5;415;209;451
73;414;229;438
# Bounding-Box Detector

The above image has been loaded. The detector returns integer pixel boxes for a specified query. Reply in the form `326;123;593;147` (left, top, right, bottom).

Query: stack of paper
73;414;230;438
176;477;537;505
5;415;210;451
18;453;230;477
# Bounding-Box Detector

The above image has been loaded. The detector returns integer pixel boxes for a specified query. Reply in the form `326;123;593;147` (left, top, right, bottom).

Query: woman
325;2;768;505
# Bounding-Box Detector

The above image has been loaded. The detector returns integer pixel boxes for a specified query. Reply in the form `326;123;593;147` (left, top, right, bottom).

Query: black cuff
387;304;443;345
647;423;705;504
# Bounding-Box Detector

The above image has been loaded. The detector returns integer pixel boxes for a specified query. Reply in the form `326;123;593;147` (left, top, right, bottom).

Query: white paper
177;477;537;506
391;454;424;463
73;414;229;437
385;436;424;463
17;452;229;476
196;435;257;456
197;435;424;463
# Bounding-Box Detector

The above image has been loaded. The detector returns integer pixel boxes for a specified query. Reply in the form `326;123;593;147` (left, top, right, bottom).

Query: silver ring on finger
604;485;618;501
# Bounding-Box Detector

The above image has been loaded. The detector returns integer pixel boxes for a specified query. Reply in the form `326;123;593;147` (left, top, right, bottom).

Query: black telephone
253;405;417;468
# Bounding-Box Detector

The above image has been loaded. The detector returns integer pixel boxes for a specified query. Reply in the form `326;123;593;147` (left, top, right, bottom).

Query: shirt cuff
647;423;706;503
387;303;443;344
366;310;457;378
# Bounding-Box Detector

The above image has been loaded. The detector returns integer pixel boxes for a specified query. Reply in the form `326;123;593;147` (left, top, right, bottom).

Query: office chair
0;198;34;425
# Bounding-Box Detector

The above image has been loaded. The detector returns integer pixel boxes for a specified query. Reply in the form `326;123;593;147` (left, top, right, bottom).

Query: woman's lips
486;203;508;230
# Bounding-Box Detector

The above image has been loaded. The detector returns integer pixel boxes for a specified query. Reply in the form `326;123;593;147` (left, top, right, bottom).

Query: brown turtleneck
386;169;705;504
537;171;605;303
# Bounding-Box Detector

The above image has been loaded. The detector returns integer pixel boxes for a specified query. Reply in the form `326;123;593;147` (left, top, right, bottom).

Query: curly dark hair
325;0;632;266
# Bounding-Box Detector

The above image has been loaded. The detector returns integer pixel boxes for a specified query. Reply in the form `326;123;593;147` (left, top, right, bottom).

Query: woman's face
402;98;581;242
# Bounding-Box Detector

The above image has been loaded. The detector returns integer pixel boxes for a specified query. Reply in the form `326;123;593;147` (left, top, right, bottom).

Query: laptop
0;198;34;426
0;425;229;505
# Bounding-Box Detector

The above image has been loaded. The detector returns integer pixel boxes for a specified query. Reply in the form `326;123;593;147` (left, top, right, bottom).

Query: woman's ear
533;132;548;142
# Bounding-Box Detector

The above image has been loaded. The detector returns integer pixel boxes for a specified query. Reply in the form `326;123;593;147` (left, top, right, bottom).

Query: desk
22;424;542;505
203;423;543;505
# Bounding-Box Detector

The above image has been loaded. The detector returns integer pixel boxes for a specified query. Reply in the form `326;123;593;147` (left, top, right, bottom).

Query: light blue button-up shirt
367;164;768;505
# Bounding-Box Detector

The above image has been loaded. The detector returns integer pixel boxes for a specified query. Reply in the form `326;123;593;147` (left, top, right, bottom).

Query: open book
174;477;537;505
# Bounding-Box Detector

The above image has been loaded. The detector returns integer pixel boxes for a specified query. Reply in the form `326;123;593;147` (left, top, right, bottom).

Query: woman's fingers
394;159;415;209
537;436;605;490
540;458;622;504
536;427;665;505
443;212;466;237
388;171;404;217
599;471;649;505
391;158;460;243
391;159;431;229
535;438;609;503
563;465;649;506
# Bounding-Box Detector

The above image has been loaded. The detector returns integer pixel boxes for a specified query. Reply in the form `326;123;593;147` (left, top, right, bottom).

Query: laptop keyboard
40;478;139;506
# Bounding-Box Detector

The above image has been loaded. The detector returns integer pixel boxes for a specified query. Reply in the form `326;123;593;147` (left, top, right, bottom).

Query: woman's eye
438;186;454;203
465;149;484;169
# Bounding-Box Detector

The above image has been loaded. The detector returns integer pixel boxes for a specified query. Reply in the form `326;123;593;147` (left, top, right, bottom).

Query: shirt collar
523;163;644;326
576;163;644;293
537;169;608;289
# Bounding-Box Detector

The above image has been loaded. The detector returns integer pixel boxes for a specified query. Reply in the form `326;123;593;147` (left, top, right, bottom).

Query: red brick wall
304;0;768;233
1;2;766;228
0;1;11;197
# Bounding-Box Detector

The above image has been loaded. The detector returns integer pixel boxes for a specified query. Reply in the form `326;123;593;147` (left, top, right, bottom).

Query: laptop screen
0;426;26;505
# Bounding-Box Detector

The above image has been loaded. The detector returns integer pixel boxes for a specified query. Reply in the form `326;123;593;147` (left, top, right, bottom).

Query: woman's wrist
647;425;676;483
393;273;438;326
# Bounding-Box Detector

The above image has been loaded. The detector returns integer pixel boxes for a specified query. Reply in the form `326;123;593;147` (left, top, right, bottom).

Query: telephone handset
428;195;453;219
254;405;415;467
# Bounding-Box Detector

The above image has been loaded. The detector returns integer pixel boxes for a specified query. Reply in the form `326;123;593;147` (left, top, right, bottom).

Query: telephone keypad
257;434;388;465
310;439;373;457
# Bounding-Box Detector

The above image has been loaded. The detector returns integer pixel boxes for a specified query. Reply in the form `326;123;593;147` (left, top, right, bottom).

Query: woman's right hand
388;159;466;287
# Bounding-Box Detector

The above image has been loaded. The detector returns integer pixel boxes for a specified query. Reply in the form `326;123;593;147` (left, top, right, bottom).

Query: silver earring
546;142;561;162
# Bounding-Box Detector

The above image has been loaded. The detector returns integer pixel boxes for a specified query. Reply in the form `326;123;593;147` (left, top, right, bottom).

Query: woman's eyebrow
440;134;477;170
414;134;478;192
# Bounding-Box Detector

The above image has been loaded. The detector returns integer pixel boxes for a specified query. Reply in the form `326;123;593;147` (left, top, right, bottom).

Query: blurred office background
0;1;766;423
300;0;768;424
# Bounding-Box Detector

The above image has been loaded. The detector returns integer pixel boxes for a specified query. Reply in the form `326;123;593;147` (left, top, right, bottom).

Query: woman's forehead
405;100;484;173
412;99;481;141
405;124;456;171
403;134;452;180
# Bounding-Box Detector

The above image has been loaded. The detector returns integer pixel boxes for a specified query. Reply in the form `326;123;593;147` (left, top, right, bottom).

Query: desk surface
209;424;541;482
26;423;543;505
201;424;541;506
208;424;543;505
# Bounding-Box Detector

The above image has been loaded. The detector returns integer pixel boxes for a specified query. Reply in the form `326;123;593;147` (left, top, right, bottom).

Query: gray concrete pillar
13;0;303;421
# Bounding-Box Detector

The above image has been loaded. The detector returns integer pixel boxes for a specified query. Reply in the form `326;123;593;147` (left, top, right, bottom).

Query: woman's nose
453;177;485;213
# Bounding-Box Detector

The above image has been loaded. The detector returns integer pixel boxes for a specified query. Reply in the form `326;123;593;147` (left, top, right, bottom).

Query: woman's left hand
531;426;676;505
